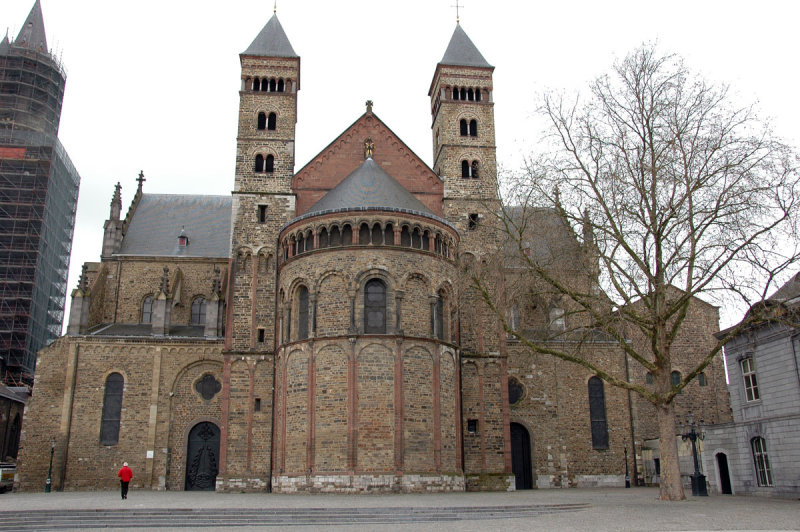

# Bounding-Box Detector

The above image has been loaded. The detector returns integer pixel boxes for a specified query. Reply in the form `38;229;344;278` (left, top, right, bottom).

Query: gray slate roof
0;34;10;55
302;158;436;219
117;194;231;258
440;24;491;68
15;0;48;52
243;14;298;57
768;272;800;303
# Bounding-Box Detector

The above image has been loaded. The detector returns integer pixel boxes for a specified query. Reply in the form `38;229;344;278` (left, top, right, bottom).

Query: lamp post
681;414;707;496
45;438;55;493
624;446;631;488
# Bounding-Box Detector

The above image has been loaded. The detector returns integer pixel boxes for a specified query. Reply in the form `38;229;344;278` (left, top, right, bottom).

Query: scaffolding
0;41;79;386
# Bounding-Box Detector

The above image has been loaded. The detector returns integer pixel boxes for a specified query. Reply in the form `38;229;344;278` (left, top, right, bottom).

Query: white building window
549;307;565;331
741;356;760;401
751;437;773;487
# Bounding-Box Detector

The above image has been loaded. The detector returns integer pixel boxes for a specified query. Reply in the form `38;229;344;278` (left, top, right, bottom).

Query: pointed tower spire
110;182;122;220
15;0;48;53
440;24;491;68
242;14;297;57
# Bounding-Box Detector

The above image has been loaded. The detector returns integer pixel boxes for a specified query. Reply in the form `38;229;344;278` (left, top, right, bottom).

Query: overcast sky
2;0;799;329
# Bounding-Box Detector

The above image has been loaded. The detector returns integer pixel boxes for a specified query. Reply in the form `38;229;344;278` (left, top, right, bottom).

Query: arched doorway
716;452;732;494
185;422;220;491
510;422;533;490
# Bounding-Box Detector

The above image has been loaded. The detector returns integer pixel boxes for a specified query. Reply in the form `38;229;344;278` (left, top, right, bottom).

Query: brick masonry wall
292;114;443;216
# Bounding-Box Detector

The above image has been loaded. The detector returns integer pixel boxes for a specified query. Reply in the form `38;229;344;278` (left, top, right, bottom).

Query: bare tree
478;45;800;500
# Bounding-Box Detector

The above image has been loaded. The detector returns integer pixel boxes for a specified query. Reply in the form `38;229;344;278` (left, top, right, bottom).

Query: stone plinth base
465;473;515;491
271;473;466;493
215;476;269;492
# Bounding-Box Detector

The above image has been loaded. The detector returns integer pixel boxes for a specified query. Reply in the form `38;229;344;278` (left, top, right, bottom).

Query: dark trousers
120;480;129;499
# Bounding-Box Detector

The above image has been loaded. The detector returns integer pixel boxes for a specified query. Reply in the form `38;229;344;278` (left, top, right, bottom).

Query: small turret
101;183;124;259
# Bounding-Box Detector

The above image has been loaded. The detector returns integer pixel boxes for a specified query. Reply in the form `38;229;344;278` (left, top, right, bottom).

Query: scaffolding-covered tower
0;1;80;386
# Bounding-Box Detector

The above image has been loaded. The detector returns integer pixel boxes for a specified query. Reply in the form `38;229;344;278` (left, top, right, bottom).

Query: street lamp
681;414;707;496
45;437;55;493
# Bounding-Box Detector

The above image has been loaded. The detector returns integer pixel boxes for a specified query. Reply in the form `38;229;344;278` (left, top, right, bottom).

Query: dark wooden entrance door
510;422;533;490
716;452;732;494
185;422;220;491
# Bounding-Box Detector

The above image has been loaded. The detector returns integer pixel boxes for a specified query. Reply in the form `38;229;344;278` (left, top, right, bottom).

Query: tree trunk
656;401;685;500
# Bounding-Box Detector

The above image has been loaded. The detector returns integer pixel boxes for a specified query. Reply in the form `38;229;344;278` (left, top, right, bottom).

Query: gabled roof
242;14;298;57
116;194;231;258
302;157;436;219
15;0;48;52
767;272;800;303
440;24;491;68
0;33;9;55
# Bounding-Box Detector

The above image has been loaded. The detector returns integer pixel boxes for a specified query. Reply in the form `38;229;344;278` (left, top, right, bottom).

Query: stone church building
16;14;730;493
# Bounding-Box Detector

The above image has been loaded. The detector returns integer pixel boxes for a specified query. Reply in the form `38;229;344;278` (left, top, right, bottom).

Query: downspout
790;331;800;400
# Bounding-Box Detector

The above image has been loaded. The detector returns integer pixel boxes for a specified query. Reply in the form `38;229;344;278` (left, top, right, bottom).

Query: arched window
267;112;277;130
371;223;382;245
255;154;264;172
460;87;467;100
422;230;430;250
341;224;353;245
646;372;654;384
141;295;153;323
476;88;482;101
671;370;681;388
588;376;609;449
469;119;478;137
265;154;274;173
364;279;387;334
297;286;309;340
191;297;206;325
401;226;411;247
257;112;267;130
269;78;277;92
462;160;470;178
330;226;341;246
297;233;305;254
277;79;285;92
318;227;329;248
751;437;773;486
434;290;445;340
305;230;314;251
460;119;468;136
452;87;458;100
253;78;260;91
471;160;479;178
261;78;268;91
100;373;124;445
698;372;707;386
384;223;394;245
411;228;422;249
467;88;474;101
359;223;370;244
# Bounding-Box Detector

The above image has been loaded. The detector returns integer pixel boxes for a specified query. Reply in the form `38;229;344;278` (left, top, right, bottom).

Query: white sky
2;0;799;330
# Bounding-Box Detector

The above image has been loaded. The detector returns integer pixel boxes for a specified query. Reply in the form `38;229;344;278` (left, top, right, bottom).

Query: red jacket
118;465;133;482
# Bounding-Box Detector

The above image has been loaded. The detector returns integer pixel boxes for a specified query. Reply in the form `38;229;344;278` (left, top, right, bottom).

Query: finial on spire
365;100;373;114
451;0;464;23
136;170;145;191
274;0;277;14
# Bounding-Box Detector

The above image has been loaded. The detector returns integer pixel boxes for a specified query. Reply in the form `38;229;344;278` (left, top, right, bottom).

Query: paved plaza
0;487;797;530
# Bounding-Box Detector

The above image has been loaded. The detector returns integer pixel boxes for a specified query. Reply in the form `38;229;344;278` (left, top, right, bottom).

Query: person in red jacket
117;462;133;499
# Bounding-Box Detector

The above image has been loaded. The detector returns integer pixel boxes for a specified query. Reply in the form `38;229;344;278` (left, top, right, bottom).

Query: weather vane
451;0;464;23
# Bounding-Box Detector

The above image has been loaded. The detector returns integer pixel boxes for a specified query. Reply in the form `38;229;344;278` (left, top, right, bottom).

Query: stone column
394;290;404;335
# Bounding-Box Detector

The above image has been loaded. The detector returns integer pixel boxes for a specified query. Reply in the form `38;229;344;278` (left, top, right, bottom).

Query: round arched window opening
508;376;525;406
